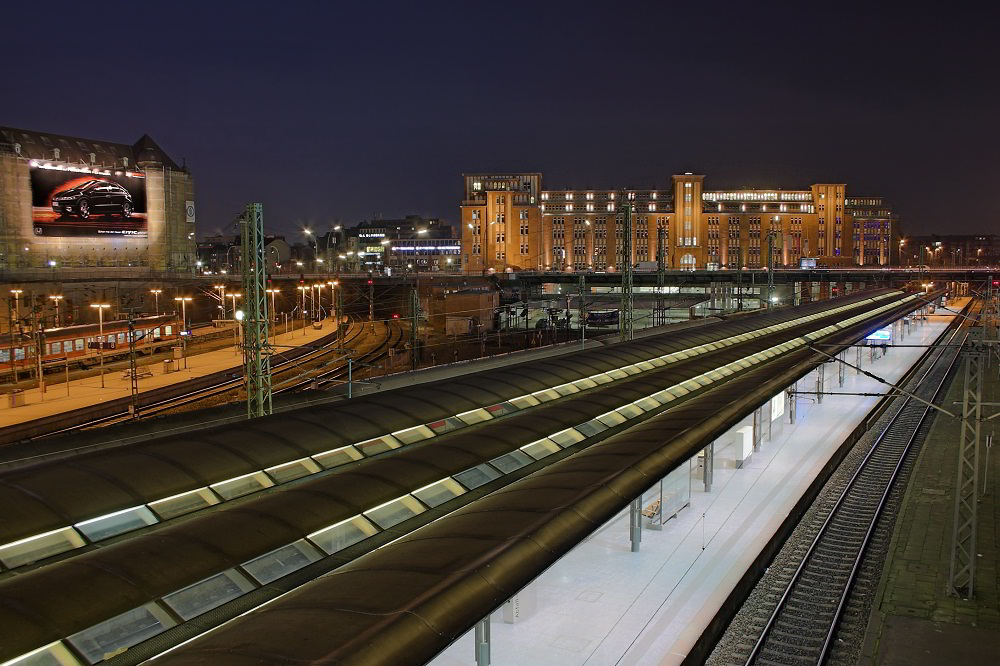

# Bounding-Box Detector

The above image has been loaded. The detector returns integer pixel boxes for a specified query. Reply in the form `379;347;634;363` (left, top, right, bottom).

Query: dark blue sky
3;1;996;238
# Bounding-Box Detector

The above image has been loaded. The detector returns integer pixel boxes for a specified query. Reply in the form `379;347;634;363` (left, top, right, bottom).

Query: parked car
51;179;134;219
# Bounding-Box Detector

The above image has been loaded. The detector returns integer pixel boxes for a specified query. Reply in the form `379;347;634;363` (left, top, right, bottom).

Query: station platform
861;319;1000;665
0;320;339;429
430;310;958;666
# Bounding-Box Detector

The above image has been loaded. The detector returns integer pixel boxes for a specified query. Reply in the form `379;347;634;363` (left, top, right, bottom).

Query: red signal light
367;279;373;285
391;313;400;319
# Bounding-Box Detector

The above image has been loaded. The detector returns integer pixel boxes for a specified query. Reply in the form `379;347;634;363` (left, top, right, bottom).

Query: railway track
740;313;969;666
275;318;405;392
2;317;375;442
84;317;375;423
70;316;409;426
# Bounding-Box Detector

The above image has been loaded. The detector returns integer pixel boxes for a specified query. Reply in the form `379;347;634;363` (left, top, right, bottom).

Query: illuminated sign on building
29;163;147;238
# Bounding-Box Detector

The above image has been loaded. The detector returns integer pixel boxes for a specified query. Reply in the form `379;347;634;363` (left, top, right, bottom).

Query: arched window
680;253;696;272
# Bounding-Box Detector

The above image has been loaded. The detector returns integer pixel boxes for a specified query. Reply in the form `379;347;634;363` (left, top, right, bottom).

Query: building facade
460;172;899;273
0;126;196;274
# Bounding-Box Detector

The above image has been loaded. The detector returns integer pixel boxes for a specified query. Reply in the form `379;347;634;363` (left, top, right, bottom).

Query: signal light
367;279;373;285
392;313;400;319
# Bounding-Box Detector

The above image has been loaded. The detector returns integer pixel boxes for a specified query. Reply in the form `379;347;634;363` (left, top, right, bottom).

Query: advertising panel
770;391;785;421
866;327;892;341
30;164;147;238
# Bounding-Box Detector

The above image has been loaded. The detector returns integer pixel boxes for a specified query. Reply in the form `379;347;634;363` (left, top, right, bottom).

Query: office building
460;172;899;273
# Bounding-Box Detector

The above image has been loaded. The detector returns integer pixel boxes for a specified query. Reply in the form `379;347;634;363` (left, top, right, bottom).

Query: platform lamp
90;303;111;388
174;297;192;331
9;289;23;385
49;295;63;328
174;296;193;367
10;289;22;320
214;284;227;319
327;280;338;318
149;288;162;315
296;285;309;335
265;288;280;344
314;283;325;321
227;293;242;353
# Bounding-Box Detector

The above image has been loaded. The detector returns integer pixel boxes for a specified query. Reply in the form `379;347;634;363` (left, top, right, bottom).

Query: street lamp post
90;303;110;388
49;295;63;327
150;289;162;315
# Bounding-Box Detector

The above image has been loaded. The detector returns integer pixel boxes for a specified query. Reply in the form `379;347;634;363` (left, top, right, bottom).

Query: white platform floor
429;309;958;666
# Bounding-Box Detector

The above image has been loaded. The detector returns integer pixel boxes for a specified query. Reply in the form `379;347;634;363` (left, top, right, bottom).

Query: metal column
753;406;763;451
816;363;825;404
789;384;796;424
241;202;272;419
703;442;714;492
578;273;586;349
474;617;490;666
620;196;634;342
838;351;845;387
629;496;642;552
949;327;985;597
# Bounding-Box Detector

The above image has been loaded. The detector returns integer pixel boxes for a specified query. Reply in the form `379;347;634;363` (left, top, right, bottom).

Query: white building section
430;308;958;666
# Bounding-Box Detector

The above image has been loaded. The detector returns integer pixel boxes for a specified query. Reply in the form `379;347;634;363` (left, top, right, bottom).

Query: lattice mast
949;325;984;597
620;193;634;342
656;224;666;325
241;202;272;418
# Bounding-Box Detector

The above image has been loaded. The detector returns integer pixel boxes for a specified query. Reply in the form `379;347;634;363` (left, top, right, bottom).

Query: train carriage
1;314;184;372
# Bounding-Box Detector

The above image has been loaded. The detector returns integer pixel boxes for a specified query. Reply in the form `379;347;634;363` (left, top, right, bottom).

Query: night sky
3;2;997;238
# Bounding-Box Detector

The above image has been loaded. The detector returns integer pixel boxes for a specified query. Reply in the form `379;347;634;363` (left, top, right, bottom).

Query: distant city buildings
460;173;901;273
196;215;458;275
902;234;1000;267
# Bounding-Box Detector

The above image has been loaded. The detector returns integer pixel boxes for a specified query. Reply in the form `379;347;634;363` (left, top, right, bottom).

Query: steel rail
743;308;970;666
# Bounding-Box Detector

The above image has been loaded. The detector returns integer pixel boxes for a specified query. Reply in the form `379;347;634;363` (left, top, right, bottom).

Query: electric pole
765;224;781;308
949;326;985;597
241;203;273;419
411;283;419;371
127;312;140;419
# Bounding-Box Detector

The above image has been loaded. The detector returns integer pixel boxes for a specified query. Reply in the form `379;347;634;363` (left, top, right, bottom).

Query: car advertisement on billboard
30;165;147;238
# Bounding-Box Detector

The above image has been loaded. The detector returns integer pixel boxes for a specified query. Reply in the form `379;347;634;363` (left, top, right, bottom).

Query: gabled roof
0;126;181;171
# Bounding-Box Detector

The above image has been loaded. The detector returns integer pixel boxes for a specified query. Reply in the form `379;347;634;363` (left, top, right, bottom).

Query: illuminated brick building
460;172;899;273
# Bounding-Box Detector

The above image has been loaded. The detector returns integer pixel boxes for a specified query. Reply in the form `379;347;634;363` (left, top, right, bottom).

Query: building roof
0;126;182;171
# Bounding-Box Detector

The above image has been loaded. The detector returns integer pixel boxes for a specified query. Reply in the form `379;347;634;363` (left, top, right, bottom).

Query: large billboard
30;164;147;238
